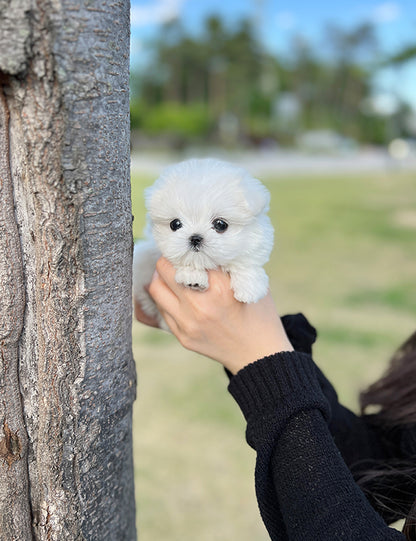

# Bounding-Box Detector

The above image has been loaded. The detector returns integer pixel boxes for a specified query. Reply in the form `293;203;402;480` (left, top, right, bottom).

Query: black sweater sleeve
228;352;406;540
281;314;416;523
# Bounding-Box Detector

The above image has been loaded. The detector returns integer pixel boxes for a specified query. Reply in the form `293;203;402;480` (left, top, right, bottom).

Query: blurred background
130;1;416;539
130;0;416;158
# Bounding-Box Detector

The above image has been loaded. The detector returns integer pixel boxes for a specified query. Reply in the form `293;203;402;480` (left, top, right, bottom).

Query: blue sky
130;0;416;110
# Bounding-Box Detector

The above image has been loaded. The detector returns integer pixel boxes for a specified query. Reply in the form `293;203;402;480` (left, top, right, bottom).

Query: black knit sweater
227;314;416;540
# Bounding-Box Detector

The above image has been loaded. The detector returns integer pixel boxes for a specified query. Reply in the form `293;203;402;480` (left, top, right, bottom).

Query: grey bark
0;1;136;540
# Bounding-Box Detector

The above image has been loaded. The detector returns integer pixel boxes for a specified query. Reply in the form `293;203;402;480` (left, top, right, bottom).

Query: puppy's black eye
212;218;228;233
170;219;182;231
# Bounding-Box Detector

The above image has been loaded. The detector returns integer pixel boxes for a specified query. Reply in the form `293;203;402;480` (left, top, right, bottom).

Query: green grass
132;168;416;540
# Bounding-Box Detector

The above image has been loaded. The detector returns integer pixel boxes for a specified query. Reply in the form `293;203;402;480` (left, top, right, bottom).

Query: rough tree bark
0;1;136;540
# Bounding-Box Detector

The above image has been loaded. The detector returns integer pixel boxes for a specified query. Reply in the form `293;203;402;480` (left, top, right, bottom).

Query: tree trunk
0;1;136;540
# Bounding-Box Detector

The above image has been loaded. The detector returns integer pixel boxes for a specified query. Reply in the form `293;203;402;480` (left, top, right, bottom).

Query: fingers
203;268;233;300
148;259;180;317
147;257;235;333
153;257;182;295
133;297;160;328
134;258;180;329
151;257;233;303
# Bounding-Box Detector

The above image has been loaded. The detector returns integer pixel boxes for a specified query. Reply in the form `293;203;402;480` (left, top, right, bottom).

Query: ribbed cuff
228;351;331;426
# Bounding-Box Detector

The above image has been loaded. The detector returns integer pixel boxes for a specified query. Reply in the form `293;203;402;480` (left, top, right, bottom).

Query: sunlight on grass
132;168;416;540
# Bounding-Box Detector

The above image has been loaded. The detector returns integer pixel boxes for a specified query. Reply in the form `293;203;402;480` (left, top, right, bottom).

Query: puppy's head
145;158;272;268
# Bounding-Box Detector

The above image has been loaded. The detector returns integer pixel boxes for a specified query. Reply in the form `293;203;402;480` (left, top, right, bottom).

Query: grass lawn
131;167;416;540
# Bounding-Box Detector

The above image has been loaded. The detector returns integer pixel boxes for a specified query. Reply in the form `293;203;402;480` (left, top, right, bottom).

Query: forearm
229;351;406;540
281;314;398;473
229;351;331;539
271;409;405;540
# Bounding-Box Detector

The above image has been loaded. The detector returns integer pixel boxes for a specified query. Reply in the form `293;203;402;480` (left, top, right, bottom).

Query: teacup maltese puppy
133;158;274;328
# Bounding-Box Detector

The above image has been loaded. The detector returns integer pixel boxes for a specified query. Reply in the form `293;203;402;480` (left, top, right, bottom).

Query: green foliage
130;99;144;130
141;102;211;138
131;15;412;145
356;112;388;144
249;90;272;117
387;45;416;66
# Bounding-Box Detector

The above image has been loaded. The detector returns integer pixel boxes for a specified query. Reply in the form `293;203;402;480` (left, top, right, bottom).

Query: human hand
147;258;293;375
134;291;160;328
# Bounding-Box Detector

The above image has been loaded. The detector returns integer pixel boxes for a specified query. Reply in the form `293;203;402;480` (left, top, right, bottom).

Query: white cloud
131;0;186;28
371;2;401;24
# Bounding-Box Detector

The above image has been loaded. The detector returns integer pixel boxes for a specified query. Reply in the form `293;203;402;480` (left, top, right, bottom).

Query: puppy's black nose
189;234;203;249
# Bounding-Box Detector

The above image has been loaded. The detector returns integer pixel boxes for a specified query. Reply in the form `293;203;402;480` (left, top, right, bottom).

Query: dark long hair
360;331;416;540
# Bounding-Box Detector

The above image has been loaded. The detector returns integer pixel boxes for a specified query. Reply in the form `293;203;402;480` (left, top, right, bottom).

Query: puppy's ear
144;184;156;212
240;174;270;216
144;183;164;220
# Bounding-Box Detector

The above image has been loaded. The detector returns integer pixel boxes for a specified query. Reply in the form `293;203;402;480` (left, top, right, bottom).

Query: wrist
225;338;294;375
227;351;331;431
226;316;295;374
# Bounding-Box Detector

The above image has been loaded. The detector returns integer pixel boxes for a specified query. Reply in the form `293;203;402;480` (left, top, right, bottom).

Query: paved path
131;148;416;178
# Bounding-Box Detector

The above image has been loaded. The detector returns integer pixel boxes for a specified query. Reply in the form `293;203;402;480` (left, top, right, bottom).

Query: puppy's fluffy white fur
133;158;274;328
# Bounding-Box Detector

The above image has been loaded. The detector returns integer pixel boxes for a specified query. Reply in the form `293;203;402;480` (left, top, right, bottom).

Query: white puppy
133;158;274;328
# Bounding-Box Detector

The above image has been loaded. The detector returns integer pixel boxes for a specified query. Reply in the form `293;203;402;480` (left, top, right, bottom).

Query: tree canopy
130;15;415;147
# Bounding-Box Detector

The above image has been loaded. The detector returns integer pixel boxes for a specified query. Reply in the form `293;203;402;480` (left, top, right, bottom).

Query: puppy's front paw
175;268;209;291
230;267;269;303
187;283;207;291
